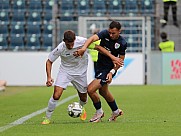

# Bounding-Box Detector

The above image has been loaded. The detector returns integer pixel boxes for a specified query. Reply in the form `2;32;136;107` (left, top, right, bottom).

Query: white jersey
48;36;88;75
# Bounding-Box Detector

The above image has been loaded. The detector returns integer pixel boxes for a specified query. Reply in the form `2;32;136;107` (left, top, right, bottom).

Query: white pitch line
0;94;77;133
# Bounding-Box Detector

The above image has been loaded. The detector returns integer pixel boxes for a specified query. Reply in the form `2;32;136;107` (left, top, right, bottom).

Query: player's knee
53;93;61;100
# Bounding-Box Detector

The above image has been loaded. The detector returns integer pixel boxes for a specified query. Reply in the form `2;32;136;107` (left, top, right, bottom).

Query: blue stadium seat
28;0;43;10
43;0;54;10
27;10;42;24
0;34;8;50
43;11;53;23
108;0;122;15
10;23;25;35
77;0;90;16
9;34;24;50
11;10;26;23
140;0;155;14
11;0;26;10
92;0;106;17
0;0;10;10
43;23;53;35
0;10;9;23
60;0;74;21
26;23;41;36
125;0;138;14
42;34;52;50
26;34;41;50
0;23;9;35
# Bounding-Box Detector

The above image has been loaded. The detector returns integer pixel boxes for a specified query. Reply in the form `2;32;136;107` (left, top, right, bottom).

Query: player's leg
88;79;105;122
99;85;123;122
71;71;88;120
42;70;70;124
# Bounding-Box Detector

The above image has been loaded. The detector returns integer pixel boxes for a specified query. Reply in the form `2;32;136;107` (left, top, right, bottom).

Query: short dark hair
109;21;121;30
160;32;167;40
63;30;75;42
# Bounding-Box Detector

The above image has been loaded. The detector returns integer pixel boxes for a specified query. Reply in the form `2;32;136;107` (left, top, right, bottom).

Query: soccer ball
67;102;83;118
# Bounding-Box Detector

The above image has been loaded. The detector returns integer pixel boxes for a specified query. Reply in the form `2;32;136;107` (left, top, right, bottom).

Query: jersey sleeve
48;42;63;62
120;37;127;55
97;30;108;40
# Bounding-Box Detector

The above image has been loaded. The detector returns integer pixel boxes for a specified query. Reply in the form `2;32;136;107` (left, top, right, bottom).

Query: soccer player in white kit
42;30;88;124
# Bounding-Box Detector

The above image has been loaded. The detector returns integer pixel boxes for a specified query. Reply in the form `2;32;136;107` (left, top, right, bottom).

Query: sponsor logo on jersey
97;73;102;77
115;43;120;49
105;38;109;41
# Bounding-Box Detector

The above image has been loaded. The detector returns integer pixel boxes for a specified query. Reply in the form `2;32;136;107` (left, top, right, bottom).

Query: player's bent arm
82;35;99;50
95;45;122;66
46;59;54;86
75;35;99;57
110;55;125;74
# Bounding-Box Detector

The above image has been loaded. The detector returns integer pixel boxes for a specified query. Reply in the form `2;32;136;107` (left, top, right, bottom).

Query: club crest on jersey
115;43;120;49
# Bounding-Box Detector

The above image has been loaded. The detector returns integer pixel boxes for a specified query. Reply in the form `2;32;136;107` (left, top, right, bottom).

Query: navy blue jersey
96;29;127;71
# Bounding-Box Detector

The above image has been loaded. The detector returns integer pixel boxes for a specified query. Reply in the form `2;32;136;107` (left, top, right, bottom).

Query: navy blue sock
93;101;101;110
107;100;118;111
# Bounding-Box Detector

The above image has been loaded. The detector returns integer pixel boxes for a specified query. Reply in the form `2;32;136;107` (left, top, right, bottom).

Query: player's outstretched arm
46;59;54;87
95;45;123;67
74;35;99;57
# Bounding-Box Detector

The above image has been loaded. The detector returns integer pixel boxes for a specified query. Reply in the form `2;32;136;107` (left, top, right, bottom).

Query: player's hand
113;59;124;70
46;78;54;87
106;73;113;84
112;57;123;67
73;48;86;57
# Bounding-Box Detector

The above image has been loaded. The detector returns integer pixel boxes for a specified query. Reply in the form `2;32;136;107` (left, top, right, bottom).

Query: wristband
110;69;115;75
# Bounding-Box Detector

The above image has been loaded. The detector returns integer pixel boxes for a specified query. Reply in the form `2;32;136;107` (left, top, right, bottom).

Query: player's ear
119;30;122;34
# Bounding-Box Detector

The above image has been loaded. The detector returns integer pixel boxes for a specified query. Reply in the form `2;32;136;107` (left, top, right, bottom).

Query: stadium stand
0;10;9;24
9;34;24;51
0;0;164;51
26;34;41;50
0;34;8;50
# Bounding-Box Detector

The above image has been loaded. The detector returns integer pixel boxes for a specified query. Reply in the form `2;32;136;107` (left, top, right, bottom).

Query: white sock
113;109;119;114
79;99;87;107
96;108;103;114
46;96;57;119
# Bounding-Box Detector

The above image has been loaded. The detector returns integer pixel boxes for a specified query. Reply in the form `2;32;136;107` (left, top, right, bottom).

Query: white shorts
54;70;87;93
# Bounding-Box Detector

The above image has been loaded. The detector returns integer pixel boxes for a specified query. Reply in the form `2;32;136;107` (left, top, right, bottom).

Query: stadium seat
0;10;9;23
27;0;43;10
108;0;122;15
11;0;26;10
42;34;52;51
92;0;106;17
26;23;41;36
27;10;42;24
26;34;41;50
0;0;10;10
77;0;90;16
0;23;9;35
10;22;25;35
43;0;54;10
9;34;24;51
125;0;139;15
43;23;54;35
43;11;53;23
0;34;8;50
11;10;26;23
59;0;74;21
140;0;155;14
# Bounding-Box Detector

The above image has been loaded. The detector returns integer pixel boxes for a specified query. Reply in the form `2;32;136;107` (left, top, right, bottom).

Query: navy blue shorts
95;69;116;86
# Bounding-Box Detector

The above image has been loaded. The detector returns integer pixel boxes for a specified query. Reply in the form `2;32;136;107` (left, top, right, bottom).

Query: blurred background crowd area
0;0;181;52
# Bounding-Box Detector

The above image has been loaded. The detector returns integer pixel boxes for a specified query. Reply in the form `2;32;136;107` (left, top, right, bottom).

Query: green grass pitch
0;85;181;136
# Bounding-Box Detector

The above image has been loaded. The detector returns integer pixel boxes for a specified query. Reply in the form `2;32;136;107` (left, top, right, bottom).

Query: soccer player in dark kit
75;21;127;122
